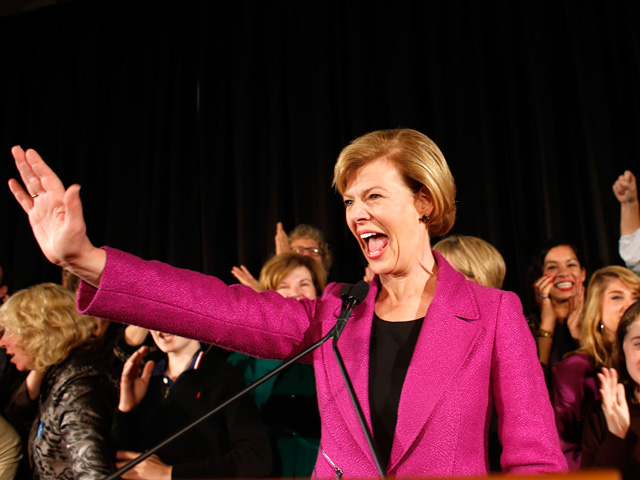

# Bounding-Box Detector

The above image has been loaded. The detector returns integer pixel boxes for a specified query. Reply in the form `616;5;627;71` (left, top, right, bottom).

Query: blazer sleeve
77;247;320;360
490;291;567;474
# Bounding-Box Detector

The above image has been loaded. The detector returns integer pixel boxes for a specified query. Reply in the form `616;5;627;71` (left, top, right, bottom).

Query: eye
343;199;353;207
369;193;381;200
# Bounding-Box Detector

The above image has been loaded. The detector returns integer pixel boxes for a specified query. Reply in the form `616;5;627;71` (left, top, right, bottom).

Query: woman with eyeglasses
8;129;565;477
231;223;331;291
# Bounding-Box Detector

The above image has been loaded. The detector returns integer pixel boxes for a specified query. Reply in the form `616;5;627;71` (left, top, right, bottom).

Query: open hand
274;222;290;255
119;346;155;413
231;265;260;291
567;277;585;341
598;367;630;439
8;147;106;286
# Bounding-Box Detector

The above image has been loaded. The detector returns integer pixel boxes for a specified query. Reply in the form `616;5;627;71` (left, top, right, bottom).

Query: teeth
360;233;376;239
556;282;573;288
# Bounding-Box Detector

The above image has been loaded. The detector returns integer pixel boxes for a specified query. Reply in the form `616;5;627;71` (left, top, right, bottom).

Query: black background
1;0;639;314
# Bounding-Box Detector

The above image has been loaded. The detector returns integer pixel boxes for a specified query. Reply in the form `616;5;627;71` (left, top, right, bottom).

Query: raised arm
613;170;640;237
8;147;106;286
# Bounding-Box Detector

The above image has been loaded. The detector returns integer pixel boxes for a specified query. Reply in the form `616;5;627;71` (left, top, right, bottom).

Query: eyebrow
343;185;386;199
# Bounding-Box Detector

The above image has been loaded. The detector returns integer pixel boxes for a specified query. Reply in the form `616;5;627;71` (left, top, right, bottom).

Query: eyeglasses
292;247;323;258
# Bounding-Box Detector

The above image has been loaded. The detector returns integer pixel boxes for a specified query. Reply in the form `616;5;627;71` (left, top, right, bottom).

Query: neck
376;253;438;321
165;343;201;382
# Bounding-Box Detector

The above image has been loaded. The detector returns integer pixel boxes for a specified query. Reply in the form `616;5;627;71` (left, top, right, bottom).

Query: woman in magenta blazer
8;129;566;477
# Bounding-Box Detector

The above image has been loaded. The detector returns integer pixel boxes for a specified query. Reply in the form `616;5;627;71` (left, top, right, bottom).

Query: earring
599;323;604;331
420;214;429;223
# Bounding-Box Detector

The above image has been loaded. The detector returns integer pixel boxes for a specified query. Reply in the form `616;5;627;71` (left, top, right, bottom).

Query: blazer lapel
324;280;380;462
388;255;482;471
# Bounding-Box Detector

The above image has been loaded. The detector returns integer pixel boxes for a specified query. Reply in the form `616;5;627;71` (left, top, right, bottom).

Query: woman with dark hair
582;300;640;479
529;240;587;367
8;129;565;477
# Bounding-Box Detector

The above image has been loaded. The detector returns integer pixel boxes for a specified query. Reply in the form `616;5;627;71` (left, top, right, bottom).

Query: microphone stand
106;288;385;479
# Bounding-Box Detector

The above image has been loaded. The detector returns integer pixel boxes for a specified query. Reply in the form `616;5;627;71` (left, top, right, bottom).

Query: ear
0;285;7;299
580;267;587;283
414;186;434;217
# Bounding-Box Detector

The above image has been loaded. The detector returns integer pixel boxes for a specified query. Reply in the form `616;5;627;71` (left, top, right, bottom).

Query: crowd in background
1;148;639;479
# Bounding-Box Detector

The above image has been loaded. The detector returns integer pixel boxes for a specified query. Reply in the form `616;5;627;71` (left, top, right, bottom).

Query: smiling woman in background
529;241;587;368
8;128;566;477
551;266;640;470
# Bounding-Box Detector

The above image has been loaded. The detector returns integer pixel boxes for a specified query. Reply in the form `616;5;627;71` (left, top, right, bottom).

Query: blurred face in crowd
601;279;640;343
0;331;34;371
276;266;317;300
151;331;200;355
542;245;586;301
290;238;323;266
623;316;640;388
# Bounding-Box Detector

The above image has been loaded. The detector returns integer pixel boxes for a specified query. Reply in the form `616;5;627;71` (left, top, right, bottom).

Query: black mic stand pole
106;292;385;479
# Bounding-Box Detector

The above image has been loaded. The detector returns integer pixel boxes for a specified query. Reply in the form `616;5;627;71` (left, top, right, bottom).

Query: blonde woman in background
232;223;332;291
552;266;640;470
1;283;117;480
229;251;325;477
433;235;506;289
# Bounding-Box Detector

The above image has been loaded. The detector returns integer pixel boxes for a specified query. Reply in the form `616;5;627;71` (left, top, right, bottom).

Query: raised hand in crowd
118;346;155;413
597;367;630;440
613;170;639;236
8;146;105;286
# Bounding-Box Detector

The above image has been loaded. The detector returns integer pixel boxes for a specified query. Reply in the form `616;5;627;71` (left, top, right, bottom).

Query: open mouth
554;281;574;290
360;232;389;259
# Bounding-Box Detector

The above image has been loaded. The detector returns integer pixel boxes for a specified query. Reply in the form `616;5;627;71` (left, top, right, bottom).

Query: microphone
335;280;369;338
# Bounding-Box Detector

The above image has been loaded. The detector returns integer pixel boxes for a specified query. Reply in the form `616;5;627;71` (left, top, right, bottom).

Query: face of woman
276;266;317;300
150;331;200;355
601;278;640;343
0;332;34;371
542;245;586;300
342;157;432;277
623;317;640;387
290;238;323;266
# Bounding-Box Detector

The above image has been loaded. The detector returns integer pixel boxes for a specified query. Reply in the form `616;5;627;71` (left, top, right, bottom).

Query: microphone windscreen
350;280;370;304
340;283;353;300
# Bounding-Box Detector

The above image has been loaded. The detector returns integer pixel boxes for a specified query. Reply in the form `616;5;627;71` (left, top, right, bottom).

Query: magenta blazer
77;248;566;478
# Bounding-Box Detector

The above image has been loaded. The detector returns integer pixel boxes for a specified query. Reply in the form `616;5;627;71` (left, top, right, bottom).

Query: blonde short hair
259;252;327;295
288;224;333;272
579;266;640;369
0;283;99;373
433;235;506;288
333;128;456;237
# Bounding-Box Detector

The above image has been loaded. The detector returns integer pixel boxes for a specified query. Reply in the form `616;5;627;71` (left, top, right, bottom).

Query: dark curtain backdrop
1;0;639;313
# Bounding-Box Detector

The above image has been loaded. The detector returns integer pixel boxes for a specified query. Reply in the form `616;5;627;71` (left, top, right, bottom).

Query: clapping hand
598;367;630;439
119;346;155;413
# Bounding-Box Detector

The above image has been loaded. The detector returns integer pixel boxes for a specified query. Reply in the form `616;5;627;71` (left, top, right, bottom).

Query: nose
346;199;370;224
